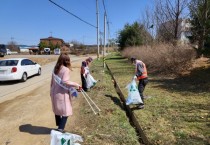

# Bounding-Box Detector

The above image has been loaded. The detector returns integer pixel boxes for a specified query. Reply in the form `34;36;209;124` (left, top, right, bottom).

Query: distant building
28;47;39;55
19;46;38;53
40;36;65;46
40;36;70;52
180;19;192;44
157;19;182;42
157;19;192;44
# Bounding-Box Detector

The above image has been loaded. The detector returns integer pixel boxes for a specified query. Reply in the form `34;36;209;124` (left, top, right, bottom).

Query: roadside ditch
105;63;151;145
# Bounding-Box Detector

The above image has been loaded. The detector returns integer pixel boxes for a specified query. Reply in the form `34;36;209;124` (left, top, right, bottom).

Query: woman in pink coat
50;53;81;132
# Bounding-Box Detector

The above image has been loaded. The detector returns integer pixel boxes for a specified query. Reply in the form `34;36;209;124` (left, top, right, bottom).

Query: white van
44;48;51;55
54;48;61;55
6;49;12;55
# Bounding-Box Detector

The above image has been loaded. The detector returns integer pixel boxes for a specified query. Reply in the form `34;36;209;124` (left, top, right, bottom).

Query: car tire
37;68;41;76
21;73;27;82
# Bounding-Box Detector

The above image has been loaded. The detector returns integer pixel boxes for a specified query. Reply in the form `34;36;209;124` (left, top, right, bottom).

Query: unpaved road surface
0;55;89;145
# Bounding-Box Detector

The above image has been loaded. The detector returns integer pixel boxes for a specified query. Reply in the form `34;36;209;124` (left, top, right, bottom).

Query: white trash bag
50;130;83;145
126;79;143;105
86;74;97;89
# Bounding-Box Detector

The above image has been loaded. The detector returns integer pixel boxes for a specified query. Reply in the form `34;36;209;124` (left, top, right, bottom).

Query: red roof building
40;36;65;46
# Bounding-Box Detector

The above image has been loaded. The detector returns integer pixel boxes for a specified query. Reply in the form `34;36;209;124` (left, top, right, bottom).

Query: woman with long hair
50;53;81;132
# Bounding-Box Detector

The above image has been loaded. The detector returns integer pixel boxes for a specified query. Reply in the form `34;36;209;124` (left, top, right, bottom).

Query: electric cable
49;0;96;28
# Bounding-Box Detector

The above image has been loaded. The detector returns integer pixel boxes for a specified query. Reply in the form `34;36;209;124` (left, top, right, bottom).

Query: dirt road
0;55;88;145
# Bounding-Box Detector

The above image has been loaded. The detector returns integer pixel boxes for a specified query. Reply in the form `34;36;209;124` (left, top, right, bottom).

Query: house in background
40;36;64;46
180;19;192;44
40;36;70;52
157;19;192;44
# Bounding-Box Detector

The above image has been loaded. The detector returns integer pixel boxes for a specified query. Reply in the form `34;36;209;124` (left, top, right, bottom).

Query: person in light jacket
50;53;81;132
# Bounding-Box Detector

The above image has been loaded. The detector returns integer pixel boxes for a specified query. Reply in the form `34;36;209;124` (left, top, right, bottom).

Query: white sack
126;79;143;105
86;74;97;89
50;130;83;145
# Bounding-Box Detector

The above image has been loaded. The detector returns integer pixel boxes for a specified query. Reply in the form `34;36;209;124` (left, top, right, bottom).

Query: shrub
121;43;196;75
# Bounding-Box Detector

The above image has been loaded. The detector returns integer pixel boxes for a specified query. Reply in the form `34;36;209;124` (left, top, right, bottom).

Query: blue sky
0;0;152;45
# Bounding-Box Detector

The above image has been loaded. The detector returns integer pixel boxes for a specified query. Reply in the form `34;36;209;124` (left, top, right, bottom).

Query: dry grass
0;55;58;66
105;53;210;145
29;57;58;66
121;43;197;75
69;59;140;144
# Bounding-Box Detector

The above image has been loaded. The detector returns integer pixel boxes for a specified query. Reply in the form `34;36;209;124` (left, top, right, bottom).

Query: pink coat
50;66;73;116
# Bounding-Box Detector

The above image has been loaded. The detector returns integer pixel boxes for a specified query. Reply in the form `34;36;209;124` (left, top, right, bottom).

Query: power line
102;0;107;15
102;0;111;43
102;0;111;35
49;0;96;28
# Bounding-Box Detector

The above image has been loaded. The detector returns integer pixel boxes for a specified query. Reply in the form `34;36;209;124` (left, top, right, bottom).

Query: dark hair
88;57;93;62
54;53;71;74
81;61;87;67
131;57;136;63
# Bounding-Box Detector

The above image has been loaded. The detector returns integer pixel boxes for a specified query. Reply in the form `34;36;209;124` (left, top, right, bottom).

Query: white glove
133;75;137;80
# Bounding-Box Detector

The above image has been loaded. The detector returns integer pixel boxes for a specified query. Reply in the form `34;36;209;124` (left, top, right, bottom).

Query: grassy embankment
105;53;210;145
70;58;140;144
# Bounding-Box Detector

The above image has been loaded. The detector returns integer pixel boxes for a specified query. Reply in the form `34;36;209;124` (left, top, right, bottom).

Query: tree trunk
174;0;180;40
198;0;208;57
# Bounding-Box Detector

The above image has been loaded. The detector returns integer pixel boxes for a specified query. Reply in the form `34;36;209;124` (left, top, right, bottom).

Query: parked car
0;58;41;82
44;48;51;55
6;49;12;55
54;48;61;55
0;44;6;57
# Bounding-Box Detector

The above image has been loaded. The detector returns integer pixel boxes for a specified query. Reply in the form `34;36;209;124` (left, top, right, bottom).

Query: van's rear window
0;60;19;66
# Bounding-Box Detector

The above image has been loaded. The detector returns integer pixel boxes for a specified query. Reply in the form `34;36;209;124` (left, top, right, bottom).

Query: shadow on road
19;124;52;135
0;76;35;86
0;80;20;85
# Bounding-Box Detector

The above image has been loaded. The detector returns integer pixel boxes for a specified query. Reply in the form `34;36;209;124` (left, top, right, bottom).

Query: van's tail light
11;67;17;73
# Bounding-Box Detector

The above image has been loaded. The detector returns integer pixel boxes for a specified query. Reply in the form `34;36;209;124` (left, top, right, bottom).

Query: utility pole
11;37;14;42
96;0;99;60
82;35;85;45
107;21;110;53
103;13;106;68
99;31;103;54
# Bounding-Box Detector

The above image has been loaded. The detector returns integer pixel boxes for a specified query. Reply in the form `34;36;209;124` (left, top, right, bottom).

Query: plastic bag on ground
86;74;97;89
126;79;143;105
50;130;83;145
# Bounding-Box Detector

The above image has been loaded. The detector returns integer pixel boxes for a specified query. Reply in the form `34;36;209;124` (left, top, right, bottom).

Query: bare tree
154;0;190;43
7;41;19;52
140;6;155;45
189;0;210;55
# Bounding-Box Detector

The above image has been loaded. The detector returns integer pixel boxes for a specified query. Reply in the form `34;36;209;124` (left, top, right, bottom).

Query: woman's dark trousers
55;115;68;130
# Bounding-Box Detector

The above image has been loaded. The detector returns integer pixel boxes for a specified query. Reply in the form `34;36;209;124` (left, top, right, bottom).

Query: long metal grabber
82;89;101;112
80;90;97;114
80;89;101;115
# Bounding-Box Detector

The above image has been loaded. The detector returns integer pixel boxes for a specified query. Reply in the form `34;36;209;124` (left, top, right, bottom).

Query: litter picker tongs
80;89;101;115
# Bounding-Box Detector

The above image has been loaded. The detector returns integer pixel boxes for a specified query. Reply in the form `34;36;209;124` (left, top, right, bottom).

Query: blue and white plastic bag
126;79;143;105
50;130;83;145
86;74;97;89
